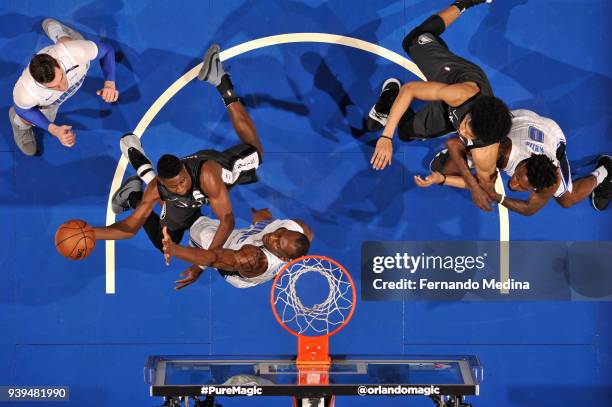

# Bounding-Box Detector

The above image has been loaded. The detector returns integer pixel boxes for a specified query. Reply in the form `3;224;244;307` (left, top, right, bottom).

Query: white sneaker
42;18;84;43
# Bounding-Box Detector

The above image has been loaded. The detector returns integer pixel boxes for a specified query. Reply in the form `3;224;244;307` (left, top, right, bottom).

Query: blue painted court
1;0;611;406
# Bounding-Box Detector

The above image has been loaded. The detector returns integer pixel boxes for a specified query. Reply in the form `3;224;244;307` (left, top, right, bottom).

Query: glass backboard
144;354;482;401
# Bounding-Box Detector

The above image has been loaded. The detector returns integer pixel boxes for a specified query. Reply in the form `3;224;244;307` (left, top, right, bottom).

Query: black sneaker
366;78;401;131
112;175;143;214
591;155;612;211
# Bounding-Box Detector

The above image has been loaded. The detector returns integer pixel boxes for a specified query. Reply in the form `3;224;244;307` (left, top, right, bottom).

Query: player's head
262;228;310;262
461;96;512;146
157;154;192;195
510;154;558;192
29;54;68;91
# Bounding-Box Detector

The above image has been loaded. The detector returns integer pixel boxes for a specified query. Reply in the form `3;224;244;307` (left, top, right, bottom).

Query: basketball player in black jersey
367;0;512;212
92;45;263;269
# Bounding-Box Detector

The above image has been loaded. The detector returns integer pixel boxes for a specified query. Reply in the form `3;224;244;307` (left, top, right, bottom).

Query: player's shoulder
12;74;38;109
62;39;98;62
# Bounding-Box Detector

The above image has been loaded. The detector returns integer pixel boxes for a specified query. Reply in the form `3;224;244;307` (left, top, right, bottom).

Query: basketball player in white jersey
161;208;313;290
414;109;612;215
10;19;118;155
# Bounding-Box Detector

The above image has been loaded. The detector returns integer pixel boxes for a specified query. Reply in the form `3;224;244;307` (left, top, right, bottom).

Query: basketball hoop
271;255;356;395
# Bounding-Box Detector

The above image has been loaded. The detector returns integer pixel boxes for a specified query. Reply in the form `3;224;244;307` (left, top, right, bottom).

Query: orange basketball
55;219;96;260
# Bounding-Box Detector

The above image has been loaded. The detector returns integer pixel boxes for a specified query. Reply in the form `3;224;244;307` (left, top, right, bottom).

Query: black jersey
157;143;260;231
444;61;494;132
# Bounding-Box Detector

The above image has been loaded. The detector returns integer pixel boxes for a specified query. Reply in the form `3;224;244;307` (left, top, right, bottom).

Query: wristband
380;135;393;141
499;195;505;205
439;174;446;185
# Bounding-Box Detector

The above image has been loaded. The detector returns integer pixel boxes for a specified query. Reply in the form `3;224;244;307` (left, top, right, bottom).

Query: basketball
55;219;96;260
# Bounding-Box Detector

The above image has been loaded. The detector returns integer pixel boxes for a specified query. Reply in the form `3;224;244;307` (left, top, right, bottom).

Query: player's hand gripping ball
55;220;96;260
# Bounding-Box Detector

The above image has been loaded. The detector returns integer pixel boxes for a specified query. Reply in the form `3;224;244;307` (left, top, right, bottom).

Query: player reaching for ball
60;45;262;268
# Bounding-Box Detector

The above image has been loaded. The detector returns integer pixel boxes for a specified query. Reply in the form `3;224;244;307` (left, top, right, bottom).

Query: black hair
524;154;558;190
469;96;512;145
29;54;60;83
157;154;183;179
289;234;310;259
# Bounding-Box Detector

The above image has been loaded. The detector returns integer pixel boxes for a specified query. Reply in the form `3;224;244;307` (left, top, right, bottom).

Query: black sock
216;74;240;106
452;0;487;13
128;191;143;209
127;147;154;183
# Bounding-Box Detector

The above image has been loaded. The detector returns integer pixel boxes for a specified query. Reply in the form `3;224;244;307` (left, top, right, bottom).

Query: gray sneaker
197;44;225;86
9;107;37;156
42;18;84;42
112;175;143;214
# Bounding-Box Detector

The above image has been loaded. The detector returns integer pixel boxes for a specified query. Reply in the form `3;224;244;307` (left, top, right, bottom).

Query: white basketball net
272;257;354;336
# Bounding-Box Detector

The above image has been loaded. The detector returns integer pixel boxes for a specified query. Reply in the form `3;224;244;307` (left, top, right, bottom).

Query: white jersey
503;109;572;197
189;217;305;288
13;40;98;110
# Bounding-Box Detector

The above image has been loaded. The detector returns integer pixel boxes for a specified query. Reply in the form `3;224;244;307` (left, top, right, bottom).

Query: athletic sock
216;74;240;106
592;165;608;186
127;147;156;184
452;0;490;13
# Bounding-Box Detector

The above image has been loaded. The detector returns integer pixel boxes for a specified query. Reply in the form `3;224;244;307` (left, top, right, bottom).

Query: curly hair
29;54;60;84
524;154;558;190
468;96;512;145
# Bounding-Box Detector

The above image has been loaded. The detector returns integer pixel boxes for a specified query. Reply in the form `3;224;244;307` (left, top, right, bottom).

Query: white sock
140;169;156;185
592;165;608;185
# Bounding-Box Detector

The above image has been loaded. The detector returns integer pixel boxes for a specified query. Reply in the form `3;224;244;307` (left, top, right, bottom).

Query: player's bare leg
556;155;611;210
226;102;262;158
198;44;263;158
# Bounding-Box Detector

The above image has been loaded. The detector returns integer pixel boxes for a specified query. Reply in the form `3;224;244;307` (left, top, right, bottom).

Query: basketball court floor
1;0;611;405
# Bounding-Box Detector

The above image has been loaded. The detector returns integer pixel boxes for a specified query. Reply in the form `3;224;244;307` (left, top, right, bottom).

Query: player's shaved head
157;154;183;179
287;233;310;259
263;229;310;261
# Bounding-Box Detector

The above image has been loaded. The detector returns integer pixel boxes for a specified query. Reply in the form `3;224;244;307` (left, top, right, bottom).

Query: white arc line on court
104;32;509;294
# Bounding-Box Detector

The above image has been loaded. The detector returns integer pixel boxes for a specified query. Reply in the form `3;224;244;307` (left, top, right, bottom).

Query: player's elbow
401;82;416;95
556;198;573;209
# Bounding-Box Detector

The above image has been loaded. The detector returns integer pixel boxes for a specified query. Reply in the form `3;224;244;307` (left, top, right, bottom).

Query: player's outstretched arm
487;187;556;216
446;137;493;211
414;172;468;189
371;81;479;170
93;180;160;240
199;161;235;250
162;228;268;288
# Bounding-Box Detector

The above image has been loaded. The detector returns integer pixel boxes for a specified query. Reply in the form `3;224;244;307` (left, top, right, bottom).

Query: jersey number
528;126;544;143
